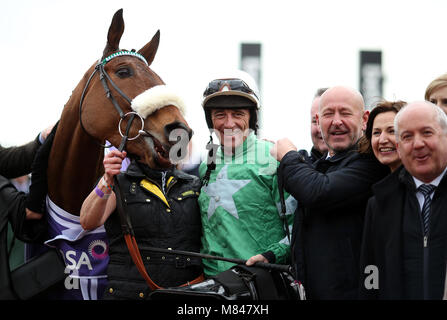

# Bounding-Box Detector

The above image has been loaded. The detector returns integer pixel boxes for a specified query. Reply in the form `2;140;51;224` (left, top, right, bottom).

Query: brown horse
47;9;190;216
43;9;191;300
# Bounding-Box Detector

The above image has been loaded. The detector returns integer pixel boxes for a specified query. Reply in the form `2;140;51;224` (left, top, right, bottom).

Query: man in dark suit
359;101;447;299
271;86;389;299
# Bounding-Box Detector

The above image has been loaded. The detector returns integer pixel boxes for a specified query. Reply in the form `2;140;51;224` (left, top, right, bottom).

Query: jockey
198;70;296;276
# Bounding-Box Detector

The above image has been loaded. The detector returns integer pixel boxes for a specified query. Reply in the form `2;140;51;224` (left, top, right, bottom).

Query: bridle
78;50;148;150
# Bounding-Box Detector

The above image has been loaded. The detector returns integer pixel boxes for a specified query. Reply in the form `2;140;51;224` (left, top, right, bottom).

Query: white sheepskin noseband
131;85;186;118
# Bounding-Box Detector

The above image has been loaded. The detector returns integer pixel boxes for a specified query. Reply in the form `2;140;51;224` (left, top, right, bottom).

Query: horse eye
116;67;133;78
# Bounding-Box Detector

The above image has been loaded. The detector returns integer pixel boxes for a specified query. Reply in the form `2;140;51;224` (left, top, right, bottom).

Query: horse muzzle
140;125;192;168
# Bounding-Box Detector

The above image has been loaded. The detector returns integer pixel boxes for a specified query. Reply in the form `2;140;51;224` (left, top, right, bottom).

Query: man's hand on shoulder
270;138;297;162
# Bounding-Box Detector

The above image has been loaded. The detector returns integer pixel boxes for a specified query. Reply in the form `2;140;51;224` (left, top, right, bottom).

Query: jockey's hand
103;150;127;186
246;254;269;266
25;208;43;220
270;138;297;162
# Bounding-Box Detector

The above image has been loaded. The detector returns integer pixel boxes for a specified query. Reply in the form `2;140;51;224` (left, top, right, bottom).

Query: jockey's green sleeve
198;133;296;276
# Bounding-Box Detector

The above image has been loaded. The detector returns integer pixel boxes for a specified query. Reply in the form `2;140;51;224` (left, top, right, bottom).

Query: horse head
48;9;191;215
80;9;192;169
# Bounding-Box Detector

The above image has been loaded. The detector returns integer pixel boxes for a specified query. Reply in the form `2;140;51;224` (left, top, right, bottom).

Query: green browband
101;50;148;66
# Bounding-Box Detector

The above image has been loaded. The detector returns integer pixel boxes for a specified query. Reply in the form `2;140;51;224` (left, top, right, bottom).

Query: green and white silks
198;133;297;276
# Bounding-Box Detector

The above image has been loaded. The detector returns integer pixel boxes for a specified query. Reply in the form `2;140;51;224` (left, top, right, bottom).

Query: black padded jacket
103;160;203;300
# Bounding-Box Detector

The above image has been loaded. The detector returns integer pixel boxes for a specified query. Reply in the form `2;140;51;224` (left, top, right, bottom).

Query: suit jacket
0;175;47;299
359;166;447;299
310;146;324;163
281;146;389;299
0;135;44;299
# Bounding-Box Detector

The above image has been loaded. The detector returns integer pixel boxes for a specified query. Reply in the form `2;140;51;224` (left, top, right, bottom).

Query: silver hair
394;101;447;141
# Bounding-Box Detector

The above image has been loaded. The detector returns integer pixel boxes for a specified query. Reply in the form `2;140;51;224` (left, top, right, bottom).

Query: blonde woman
425;73;447;113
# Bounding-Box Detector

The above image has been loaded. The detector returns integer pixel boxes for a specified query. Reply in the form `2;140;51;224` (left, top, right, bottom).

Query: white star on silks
202;164;251;220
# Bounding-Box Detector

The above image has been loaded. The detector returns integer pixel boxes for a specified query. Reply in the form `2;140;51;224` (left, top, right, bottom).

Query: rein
138;246;292;273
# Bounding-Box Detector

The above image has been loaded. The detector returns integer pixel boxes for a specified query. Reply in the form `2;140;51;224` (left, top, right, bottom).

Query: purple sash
44;196;109;300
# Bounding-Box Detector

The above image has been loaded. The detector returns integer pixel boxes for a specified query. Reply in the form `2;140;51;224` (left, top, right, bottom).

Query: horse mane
47;64;105;215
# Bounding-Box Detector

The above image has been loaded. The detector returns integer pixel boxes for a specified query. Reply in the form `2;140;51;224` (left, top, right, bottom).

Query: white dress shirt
412;166;447;210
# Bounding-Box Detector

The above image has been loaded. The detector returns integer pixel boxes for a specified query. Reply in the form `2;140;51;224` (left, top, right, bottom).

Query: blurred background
1;0;447;157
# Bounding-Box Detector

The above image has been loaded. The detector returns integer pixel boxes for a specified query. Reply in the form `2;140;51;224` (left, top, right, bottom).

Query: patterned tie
418;184;436;236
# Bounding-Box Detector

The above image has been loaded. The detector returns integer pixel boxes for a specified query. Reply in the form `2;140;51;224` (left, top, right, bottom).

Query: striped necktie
418;184;436;236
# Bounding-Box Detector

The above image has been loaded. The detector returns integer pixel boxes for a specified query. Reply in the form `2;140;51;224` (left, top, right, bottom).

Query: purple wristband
95;186;105;198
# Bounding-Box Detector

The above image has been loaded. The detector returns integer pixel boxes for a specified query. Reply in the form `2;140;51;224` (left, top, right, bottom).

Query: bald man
271;86;389;300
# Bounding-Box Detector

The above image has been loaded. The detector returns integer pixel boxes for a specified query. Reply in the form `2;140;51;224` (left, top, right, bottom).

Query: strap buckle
118;112;145;141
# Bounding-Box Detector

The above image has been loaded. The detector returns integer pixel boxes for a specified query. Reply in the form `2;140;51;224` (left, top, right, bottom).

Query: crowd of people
2;70;447;300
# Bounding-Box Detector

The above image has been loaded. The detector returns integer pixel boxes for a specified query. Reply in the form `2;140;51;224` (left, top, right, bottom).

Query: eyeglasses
203;79;258;98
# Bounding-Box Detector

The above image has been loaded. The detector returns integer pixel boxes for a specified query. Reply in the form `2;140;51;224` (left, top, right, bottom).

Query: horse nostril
165;122;193;143
182;127;193;140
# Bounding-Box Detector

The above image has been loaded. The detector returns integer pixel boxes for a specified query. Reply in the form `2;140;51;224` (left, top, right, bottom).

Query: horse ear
102;9;125;59
138;30;160;66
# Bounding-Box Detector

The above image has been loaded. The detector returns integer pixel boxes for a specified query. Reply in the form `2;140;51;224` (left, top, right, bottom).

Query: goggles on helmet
201;77;260;133
203;78;259;99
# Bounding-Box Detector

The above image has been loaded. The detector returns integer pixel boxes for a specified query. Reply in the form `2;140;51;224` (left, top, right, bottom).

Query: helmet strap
202;135;219;186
